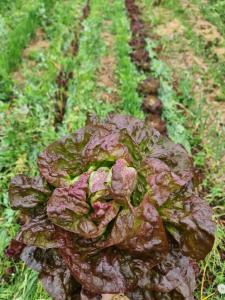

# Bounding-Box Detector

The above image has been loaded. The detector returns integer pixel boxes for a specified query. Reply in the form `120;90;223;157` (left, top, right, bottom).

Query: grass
0;0;56;101
0;0;55;76
193;0;225;39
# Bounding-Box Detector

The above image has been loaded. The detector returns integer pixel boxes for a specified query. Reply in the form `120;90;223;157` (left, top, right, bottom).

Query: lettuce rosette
6;114;215;300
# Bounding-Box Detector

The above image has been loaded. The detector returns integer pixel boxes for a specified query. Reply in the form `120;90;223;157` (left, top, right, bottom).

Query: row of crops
0;0;224;299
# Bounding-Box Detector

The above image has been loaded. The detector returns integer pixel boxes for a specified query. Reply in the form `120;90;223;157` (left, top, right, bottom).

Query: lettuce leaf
7;114;215;299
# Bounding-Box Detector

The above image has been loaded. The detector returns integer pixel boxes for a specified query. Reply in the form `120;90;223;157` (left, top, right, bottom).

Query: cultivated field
0;0;224;299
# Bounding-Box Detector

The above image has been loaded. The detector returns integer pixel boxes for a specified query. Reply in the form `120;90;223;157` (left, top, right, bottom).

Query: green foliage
63;0;114;132
195;0;225;37
111;0;144;118
0;0;24;14
146;39;191;153
0;0;56;100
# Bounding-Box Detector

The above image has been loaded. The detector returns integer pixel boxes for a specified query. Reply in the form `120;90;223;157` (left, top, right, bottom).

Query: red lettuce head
7;114;215;300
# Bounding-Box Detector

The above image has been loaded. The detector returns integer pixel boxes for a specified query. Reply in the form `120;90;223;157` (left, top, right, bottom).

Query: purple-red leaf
21;247;81;300
47;172;119;239
5;239;25;261
9;175;51;211
7;114;215;299
161;195;215;260
16;215;59;249
111;159;137;207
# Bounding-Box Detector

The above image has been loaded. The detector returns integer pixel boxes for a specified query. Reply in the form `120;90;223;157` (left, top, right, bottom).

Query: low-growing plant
112;0;143;118
6;114;215;300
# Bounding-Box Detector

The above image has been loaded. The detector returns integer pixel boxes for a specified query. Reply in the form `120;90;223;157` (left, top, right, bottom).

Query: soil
156;19;184;38
23;28;49;58
111;295;130;300
181;1;225;59
12;28;49;85
102;295;130;300
213;47;225;60
97;21;119;103
152;6;223;108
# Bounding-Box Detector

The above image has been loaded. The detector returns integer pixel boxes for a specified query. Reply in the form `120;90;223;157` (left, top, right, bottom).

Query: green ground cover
0;0;56;101
194;0;225;39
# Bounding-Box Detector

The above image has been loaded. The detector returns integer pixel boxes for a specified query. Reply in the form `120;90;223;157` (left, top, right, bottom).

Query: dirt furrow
125;0;166;134
96;20;119;103
12;28;50;86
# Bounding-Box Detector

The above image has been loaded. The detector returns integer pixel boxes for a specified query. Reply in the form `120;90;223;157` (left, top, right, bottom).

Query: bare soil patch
156;19;184;38
102;295;129;300
153;7;224;108
23;28;49;58
181;1;225;58
12;28;49;85
97;20;119;103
